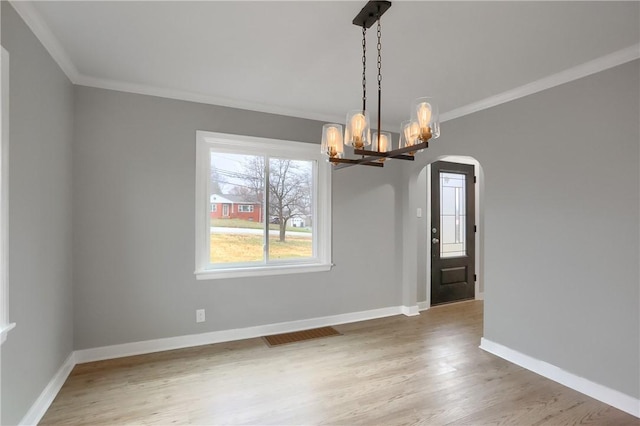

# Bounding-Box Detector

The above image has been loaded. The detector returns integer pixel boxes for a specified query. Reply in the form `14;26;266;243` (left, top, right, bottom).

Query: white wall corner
401;305;420;317
417;301;430;311
480;338;640;418
19;352;76;426
8;1;80;83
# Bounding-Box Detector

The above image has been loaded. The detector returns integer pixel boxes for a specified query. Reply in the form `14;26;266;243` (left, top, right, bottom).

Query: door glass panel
440;172;466;258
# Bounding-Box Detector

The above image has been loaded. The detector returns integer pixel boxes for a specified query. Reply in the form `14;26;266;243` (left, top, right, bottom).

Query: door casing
423;156;483;309
430;161;475;305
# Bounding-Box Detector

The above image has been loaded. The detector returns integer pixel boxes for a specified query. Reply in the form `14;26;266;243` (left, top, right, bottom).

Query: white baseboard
19;352;76;426
480;337;640;418
22;305;407;423
75;305;405;363
401;305;420;317
417;297;483;311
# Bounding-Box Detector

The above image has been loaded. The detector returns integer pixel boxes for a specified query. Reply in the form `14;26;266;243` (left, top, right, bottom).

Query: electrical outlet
196;309;205;323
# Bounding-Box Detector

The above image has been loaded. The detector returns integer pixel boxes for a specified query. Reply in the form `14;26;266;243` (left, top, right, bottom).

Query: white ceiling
16;1;640;130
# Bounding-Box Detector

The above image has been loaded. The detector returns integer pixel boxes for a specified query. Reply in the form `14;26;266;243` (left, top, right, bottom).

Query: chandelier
321;1;440;168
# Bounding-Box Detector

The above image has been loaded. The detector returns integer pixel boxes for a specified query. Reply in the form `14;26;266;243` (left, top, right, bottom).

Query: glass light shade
400;120;422;153
411;97;440;141
321;123;344;159
344;110;371;149
373;131;392;162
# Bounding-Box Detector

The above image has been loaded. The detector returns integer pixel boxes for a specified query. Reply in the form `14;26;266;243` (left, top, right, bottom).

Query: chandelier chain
361;26;367;113
377;18;382;87
376;16;382;149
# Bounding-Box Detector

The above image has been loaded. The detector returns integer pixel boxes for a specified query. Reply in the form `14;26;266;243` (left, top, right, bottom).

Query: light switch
417;208;422;218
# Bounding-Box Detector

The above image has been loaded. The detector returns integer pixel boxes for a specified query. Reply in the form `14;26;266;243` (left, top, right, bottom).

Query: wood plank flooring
40;301;638;425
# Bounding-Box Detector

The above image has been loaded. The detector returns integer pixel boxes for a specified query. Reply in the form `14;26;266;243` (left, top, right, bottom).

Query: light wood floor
41;301;637;425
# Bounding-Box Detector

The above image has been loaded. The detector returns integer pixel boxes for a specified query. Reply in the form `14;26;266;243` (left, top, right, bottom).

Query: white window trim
195;131;332;279
0;47;15;344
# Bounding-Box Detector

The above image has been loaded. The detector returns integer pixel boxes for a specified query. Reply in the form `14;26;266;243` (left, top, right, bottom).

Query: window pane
440;172;466;258
268;158;313;260
210;152;265;265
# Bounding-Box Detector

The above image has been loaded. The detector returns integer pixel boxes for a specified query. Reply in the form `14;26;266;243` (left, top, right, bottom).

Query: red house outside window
210;194;262;222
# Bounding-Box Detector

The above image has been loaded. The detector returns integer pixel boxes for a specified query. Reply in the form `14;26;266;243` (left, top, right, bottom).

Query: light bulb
378;134;388;152
403;122;413;145
327;126;339;148
321;123;343;159
417;102;432;128
375;132;392;162
402;122;420;155
350;113;366;147
410;122;419;144
416;102;432;141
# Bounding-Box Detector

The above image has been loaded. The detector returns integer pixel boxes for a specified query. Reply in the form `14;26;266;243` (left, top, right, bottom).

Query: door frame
423;156;483;310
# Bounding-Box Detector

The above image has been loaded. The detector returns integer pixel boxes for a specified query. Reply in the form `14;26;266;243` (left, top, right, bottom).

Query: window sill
0;322;16;345
195;263;333;280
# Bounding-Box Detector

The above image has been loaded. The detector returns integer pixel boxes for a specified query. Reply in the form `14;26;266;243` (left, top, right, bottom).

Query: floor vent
263;326;341;347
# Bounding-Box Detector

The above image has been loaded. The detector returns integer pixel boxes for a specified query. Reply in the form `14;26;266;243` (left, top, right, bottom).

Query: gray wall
1;4;74;425
472;61;638;398
495;61;638;398
73;86;403;349
2;0;638;420
74;61;639;398
404;60;639;398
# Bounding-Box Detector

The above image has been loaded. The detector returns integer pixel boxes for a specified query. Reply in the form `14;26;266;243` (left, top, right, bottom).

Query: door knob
432;238;439;244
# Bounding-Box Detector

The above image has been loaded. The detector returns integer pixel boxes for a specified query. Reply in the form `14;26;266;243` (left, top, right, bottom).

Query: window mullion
312;160;318;258
205;148;213;267
264;155;270;264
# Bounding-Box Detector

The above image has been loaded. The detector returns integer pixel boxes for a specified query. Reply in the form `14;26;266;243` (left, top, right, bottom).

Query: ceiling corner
441;43;640;123
9;0;80;83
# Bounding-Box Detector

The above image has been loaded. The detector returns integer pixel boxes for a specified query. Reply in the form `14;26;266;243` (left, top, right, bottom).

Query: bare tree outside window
267;158;312;242
209;152;313;265
236;156;312;242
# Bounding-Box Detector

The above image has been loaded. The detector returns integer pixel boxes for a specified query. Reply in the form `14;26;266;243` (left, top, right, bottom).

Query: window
211;203;217;212
195;131;332;279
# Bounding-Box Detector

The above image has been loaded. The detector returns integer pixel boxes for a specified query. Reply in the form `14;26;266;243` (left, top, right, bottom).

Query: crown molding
441;44;640;122
74;73;348;126
8;1;639;127
9;0;80;82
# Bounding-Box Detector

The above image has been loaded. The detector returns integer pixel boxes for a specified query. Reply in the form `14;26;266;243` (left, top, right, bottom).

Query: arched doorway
415;155;484;310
